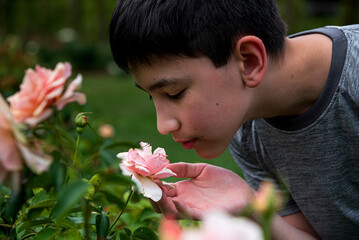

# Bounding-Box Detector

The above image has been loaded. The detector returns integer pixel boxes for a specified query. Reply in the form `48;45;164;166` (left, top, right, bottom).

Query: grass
81;72;243;177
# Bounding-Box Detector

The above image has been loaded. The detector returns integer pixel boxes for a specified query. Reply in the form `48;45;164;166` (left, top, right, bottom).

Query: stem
82;199;91;240
108;189;134;233
73;133;81;166
261;215;272;240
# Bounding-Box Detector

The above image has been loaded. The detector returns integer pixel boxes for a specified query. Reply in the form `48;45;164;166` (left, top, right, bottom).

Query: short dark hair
110;0;287;73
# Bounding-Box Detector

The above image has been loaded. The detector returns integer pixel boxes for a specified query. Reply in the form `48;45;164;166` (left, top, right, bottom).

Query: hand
151;162;254;220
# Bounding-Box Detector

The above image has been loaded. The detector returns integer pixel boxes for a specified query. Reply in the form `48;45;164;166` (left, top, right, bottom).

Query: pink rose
0;94;52;186
7;62;86;127
117;142;176;202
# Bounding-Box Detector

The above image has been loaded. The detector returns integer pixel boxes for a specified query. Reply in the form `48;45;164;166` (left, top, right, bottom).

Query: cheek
182;103;222;130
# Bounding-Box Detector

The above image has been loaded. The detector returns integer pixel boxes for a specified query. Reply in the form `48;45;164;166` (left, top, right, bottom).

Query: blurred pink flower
0;95;22;183
0;94;52;186
159;219;183;240
117;142;176;202
180;211;263;240
253;181;282;214
7;62;86;127
99;124;115;138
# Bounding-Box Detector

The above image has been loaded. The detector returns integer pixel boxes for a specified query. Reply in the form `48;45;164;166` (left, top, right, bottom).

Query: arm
266;212;321;240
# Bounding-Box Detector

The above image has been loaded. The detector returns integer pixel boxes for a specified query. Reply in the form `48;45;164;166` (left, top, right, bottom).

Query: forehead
132;56;217;84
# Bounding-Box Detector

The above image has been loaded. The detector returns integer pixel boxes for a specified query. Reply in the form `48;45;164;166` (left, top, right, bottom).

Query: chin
195;147;224;159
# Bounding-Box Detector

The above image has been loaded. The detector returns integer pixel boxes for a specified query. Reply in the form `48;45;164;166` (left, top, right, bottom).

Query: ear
234;36;267;88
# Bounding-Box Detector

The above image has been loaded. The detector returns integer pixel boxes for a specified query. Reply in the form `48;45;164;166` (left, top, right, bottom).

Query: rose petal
24;108;53;127
0;95;12;121
127;148;147;166
131;173;163;202
140;142;152;155
152;167;177;179
17;143;52;174
0;162;8;183
128;164;150;177
116;152;128;160
56;74;86;110
119;164;134;177
144;153;169;174
0;128;23;171
153;147;166;155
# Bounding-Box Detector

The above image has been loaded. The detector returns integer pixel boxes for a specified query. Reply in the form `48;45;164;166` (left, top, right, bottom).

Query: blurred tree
69;0;82;33
340;0;359;24
0;0;357;72
278;0;305;34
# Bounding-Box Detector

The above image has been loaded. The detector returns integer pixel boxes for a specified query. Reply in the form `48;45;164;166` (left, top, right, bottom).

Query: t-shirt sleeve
228;124;300;216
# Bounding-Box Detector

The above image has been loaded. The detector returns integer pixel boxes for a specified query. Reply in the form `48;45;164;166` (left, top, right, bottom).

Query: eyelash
148;90;185;101
167;90;185;100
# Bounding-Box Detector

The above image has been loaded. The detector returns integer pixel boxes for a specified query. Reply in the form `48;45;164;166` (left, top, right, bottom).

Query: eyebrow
135;78;187;92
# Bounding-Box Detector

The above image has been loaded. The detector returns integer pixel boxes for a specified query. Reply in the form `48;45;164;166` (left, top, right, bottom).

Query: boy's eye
167;90;185;100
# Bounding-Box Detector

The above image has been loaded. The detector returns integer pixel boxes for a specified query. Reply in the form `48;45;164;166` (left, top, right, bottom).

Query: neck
249;33;332;120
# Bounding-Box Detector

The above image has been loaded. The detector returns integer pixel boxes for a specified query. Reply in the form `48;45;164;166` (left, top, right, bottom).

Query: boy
110;0;359;239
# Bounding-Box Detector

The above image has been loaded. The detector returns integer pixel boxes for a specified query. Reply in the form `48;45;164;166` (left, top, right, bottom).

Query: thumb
167;162;208;179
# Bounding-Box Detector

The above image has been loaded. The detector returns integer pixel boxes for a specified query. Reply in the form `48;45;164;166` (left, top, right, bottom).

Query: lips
175;139;197;150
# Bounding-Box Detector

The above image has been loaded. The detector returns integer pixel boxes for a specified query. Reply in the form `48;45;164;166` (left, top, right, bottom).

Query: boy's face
133;56;250;159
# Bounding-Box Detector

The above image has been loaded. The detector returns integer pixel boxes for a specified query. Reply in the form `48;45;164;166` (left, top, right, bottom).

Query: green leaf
53;218;77;229
119;230;130;240
57;229;83;240
124;227;132;236
99;149;116;166
50;180;89;220
50;158;67;191
19;233;37;240
131;227;158;240
18;218;53;233
96;213;110;239
98;190;125;208
5;188;26;220
29;199;56;211
139;208;160;222
26;172;52;190
34;227;58;240
116;228;132;240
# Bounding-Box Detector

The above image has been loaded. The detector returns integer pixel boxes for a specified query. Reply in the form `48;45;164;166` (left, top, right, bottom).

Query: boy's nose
156;110;180;135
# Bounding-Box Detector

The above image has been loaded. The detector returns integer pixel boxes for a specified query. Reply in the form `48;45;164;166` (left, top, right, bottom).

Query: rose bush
0;62;163;239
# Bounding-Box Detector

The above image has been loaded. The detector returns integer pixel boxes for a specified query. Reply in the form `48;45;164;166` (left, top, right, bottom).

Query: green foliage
0;109;160;240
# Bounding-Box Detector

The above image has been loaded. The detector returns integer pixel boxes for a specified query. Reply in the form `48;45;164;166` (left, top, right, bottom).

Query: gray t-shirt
229;25;359;240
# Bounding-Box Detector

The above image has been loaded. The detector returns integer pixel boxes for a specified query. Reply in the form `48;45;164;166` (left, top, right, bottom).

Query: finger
149;199;161;213
156;195;186;220
167;162;208;179
172;198;203;221
160;184;177;198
